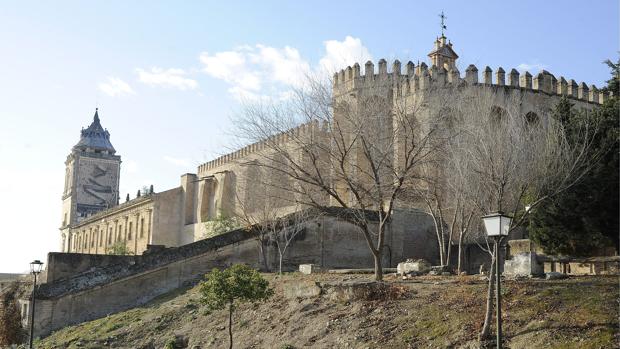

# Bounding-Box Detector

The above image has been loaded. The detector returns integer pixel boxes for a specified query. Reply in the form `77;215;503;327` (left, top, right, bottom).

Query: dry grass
36;274;618;349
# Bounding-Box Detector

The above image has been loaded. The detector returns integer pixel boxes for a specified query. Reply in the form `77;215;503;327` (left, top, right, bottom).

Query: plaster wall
151;187;184;247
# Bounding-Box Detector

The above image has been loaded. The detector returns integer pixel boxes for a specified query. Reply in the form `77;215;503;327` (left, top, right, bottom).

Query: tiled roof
73;109;116;154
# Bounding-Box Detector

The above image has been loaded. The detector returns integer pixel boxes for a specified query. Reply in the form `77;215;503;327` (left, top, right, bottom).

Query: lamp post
29;260;44;349
482;211;512;349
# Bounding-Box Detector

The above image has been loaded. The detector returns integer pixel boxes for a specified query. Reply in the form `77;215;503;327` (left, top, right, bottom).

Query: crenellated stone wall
332;59;610;105
58;35;610;261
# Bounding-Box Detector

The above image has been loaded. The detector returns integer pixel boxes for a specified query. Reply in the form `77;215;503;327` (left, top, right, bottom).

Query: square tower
427;35;458;70
60;109;121;251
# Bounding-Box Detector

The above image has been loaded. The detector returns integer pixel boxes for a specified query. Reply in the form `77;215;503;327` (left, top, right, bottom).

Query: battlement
197;119;326;174
333;59;612;105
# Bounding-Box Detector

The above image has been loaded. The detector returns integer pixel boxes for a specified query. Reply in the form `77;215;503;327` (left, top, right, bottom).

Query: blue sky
0;0;617;273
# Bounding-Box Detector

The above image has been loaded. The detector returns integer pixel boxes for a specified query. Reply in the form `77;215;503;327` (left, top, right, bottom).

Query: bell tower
428;35;458;70
60;108;121;252
427;12;458;70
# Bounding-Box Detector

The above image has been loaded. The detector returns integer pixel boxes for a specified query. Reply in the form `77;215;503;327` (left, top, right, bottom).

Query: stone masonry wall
44;253;140;284
29;209;436;337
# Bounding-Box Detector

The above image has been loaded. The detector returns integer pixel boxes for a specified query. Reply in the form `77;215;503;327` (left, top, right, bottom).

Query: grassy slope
37;275;618;349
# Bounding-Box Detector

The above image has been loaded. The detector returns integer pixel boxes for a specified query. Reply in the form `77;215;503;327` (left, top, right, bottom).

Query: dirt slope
36;274;618;349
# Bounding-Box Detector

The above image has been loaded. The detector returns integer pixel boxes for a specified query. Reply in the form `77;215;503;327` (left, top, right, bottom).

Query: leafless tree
434;86;601;340
272;208;313;274
233;173;277;272
232;75;446;281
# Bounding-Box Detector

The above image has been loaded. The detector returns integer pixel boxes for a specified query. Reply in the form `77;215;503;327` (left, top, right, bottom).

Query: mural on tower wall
75;158;120;217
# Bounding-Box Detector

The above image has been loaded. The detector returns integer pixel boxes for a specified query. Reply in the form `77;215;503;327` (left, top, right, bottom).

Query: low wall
28;208;436;338
44;253;140;283
503;239;620;277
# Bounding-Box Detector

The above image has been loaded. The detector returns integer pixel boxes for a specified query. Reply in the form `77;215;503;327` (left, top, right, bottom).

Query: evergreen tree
529;64;619;256
199;264;272;349
0;283;25;346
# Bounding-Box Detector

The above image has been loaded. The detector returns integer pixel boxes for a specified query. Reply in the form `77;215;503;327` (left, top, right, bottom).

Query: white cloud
163;155;192;167
319;36;373;74
200;44;311;101
200;49;261;91
136;67;198;90
199;37;371;101
98;77;135;97
250;44;310;87
516;62;547;73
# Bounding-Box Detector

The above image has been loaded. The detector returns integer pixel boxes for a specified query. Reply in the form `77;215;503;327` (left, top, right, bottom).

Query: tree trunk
278;251;283;275
457;233;464;274
480;247;497;341
373;253;383;281
445;237;452;267
427;205;445;266
228;301;233;349
257;239;270;272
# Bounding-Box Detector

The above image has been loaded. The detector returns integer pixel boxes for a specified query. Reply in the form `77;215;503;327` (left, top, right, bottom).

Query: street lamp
29;260;44;349
482;211;512;349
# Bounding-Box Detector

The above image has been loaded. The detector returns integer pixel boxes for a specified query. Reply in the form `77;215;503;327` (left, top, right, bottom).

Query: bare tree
433;86;601;340
272;209;313;274
233;75;445;281
233;171;277;272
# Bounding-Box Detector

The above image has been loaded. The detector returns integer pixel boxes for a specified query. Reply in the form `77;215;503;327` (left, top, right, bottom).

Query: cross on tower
439;11;447;37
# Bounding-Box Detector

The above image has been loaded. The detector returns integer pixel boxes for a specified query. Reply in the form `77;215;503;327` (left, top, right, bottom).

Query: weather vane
439;11;447;37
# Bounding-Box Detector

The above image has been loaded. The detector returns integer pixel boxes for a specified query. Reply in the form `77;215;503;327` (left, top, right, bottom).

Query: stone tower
427;35;458;70
60;109;121;252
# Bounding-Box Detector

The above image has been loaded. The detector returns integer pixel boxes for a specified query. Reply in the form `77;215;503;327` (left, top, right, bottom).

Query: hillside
36;274;618;349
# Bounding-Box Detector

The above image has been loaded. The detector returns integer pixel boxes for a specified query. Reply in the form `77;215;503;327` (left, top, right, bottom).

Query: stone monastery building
60;35;607;256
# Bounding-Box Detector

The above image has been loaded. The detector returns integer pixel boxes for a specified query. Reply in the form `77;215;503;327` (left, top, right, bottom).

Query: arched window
490;106;507;121
140;218;145;238
525;111;539;125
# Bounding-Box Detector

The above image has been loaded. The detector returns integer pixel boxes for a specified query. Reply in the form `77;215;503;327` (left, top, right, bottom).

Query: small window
490;106;507;122
128;222;133;240
140;218;144;238
525;111;539;125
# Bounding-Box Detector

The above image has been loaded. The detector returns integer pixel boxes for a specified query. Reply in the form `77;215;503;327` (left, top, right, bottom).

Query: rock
545;272;568;280
441;271;451;276
173;335;189;348
430;265;450;273
283;280;322;298
459;271;468;276
397;259;431;275
299;264;323;274
428;270;439;276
